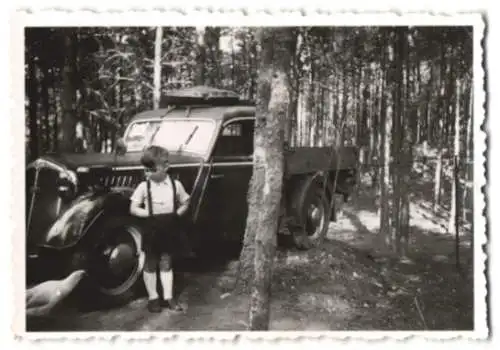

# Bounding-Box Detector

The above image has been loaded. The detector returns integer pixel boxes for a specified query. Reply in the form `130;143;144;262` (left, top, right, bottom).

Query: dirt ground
27;176;475;332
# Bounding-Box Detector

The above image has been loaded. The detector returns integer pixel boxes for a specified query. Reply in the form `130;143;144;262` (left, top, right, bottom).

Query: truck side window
213;119;254;158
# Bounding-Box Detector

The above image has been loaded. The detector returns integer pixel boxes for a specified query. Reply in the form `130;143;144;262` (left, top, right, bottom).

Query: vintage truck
25;86;358;304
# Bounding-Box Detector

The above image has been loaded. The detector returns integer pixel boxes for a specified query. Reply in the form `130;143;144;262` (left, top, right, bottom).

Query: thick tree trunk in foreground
237;28;290;331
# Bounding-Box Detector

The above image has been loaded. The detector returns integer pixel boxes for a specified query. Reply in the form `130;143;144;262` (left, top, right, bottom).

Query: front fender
38;187;134;250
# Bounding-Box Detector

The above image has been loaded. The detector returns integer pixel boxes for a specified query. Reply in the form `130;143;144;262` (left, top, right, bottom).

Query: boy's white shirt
130;175;190;215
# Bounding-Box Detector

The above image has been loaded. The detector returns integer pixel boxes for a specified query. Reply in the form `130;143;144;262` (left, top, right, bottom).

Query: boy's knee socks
143;271;159;300
159;269;174;300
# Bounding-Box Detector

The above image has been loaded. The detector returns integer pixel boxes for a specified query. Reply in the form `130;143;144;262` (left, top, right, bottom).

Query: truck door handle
210;174;225;179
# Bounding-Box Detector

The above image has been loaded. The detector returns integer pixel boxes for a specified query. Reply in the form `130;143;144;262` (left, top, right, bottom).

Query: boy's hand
176;199;189;216
130;205;149;218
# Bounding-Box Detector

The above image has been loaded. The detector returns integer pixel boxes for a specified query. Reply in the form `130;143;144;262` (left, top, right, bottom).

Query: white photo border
8;8;488;343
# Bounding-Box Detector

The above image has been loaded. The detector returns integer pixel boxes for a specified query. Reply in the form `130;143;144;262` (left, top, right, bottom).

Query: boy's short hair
141;145;170;168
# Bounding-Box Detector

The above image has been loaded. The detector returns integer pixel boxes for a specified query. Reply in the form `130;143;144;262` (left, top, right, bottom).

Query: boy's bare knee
159;254;172;271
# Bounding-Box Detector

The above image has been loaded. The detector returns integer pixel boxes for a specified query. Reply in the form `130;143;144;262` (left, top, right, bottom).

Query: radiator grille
99;173;142;188
85;169;144;189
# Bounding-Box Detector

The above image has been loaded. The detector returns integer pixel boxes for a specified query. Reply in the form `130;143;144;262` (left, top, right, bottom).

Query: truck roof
130;105;256;124
130;86;256;124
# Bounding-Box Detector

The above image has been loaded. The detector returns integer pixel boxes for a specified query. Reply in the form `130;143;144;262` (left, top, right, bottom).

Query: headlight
60;169;78;186
57;170;78;199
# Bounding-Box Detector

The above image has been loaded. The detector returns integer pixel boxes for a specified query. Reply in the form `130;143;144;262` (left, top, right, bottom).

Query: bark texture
237;28;291;331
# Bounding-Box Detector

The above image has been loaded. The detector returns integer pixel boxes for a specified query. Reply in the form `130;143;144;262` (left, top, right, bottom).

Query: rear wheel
291;180;331;250
85;216;145;305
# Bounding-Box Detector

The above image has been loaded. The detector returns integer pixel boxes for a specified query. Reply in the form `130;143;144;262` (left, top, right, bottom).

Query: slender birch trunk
153;26;163;110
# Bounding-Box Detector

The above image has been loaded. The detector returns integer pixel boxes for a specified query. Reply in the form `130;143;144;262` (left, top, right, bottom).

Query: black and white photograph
14;12;486;337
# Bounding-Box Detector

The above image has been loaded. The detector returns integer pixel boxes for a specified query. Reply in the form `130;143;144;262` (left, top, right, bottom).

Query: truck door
200;117;255;241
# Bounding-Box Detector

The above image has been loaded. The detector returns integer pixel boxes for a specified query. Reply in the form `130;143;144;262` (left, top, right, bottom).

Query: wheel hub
104;243;136;276
306;199;325;237
309;206;321;223
91;229;142;293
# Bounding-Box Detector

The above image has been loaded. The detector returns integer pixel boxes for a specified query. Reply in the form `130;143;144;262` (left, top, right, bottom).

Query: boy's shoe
147;298;162;313
161;299;185;313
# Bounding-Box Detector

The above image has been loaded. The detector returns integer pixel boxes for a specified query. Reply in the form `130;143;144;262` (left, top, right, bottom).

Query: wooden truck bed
284;146;358;176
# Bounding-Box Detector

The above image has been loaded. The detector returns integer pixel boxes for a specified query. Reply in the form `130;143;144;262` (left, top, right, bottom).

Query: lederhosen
143;176;180;256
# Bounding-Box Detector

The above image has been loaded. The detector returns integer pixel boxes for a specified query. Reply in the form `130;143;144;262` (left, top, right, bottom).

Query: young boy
130;145;190;313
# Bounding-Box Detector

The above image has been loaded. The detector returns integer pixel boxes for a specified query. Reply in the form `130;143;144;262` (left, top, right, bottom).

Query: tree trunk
206;27;222;86
463;81;473;221
134;84;142;109
52;74;59;153
303;37;314;147
195;27;206;86
378;33;392;246
426;64;435;144
371;67;381;188
334;71;340;128
328;87;335;144
153;26;163;110
296;91;303;146
341;70;348;146
398;28;412;257
433;46;447;212
27;53;39;162
353;68;360;145
286;89;298;147
59;29;78;153
391;29;403;253
239;28;290;331
356;69;367;192
433;145;443;212
308;69;315;147
285;32;299;147
249;34;258;101
316;86;324;146
449;78;461;234
445;54;455;147
415;61;422;144
40;63;50;153
231;30;236;89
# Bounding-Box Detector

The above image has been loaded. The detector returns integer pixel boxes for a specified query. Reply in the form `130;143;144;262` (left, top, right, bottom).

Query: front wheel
84;216;146;306
291;180;331;250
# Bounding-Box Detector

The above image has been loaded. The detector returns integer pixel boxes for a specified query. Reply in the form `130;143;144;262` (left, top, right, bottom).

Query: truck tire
290;178;331;250
82;216;146;306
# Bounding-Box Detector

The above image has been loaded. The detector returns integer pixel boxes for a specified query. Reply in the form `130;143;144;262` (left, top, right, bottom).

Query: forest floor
27;174;476;332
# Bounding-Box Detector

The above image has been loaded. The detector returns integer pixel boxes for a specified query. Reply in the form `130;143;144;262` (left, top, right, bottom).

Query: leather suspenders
146;176;177;216
146;179;153;217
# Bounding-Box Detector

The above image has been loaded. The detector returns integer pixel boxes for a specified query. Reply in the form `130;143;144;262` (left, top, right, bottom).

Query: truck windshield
124;120;162;152
150;119;216;156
